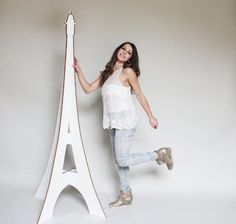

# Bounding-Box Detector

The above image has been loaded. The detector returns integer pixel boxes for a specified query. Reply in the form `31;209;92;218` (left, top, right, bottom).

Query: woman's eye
128;52;132;55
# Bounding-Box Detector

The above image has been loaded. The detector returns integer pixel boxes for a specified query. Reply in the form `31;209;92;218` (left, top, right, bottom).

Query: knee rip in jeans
116;157;129;167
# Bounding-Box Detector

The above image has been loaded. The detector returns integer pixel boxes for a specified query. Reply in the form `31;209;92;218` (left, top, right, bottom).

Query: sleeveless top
101;67;138;129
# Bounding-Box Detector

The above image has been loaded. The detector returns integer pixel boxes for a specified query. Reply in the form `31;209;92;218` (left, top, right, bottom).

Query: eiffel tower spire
35;12;106;223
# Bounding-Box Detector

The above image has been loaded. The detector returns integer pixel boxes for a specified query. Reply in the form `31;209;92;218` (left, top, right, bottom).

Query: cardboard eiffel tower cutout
35;12;106;223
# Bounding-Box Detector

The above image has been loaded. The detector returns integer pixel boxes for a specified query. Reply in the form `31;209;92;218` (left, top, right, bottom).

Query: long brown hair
99;42;141;86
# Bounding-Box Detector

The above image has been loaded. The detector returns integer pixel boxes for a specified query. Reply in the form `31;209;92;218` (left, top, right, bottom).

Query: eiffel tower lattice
35;12;106;224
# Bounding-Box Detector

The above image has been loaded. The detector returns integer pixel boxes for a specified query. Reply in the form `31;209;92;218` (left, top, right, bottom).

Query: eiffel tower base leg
37;183;63;224
38;174;106;224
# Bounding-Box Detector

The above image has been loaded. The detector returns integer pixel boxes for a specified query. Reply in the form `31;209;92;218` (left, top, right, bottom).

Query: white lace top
101;67;138;129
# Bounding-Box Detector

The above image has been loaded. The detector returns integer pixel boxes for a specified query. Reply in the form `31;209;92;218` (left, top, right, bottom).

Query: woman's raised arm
73;57;101;94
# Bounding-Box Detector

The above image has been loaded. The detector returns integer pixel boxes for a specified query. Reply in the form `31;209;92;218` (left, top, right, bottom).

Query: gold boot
155;147;173;170
109;190;133;208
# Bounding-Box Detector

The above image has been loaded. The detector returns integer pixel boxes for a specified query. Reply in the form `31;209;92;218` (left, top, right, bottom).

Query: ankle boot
155;147;173;170
109;190;133;208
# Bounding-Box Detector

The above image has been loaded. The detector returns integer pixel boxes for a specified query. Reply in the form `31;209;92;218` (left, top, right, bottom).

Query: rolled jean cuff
148;152;156;161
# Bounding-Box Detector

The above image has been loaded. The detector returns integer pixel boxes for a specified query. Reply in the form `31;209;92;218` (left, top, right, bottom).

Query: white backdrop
0;0;235;199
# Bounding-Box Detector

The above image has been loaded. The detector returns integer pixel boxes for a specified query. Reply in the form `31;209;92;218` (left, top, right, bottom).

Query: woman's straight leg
110;128;131;192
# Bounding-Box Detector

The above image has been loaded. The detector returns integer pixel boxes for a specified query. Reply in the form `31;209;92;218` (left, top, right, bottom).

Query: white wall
0;0;235;197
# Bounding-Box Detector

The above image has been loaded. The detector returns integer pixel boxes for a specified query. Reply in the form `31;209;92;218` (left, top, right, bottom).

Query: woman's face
117;44;133;63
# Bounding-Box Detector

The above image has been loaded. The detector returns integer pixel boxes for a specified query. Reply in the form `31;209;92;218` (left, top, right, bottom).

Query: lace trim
103;111;138;129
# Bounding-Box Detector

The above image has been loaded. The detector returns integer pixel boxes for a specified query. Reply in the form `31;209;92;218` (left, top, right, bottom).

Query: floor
0;185;235;224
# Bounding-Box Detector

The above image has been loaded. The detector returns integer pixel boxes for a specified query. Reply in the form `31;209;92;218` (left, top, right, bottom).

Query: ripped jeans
109;128;157;192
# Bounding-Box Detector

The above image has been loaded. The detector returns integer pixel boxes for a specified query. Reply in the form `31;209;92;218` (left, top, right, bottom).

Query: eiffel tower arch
35;12;106;224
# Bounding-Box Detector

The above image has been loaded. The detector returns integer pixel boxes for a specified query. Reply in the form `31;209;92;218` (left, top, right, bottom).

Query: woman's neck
114;61;124;71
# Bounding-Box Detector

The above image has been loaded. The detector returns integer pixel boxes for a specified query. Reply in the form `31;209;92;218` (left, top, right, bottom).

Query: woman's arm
73;57;101;94
124;68;158;129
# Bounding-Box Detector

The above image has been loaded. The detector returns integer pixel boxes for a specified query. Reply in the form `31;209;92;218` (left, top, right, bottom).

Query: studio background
0;0;235;223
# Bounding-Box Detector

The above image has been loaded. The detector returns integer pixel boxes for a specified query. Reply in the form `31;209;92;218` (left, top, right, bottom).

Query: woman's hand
72;57;101;94
149;116;158;129
73;57;82;74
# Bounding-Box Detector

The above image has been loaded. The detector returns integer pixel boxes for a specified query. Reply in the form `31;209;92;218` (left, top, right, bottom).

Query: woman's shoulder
123;67;134;73
122;67;137;80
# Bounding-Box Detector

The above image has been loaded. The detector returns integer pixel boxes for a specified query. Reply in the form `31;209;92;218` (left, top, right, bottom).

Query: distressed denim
109;128;156;192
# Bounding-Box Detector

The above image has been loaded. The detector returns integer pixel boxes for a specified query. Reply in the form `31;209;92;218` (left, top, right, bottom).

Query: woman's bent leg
114;129;156;167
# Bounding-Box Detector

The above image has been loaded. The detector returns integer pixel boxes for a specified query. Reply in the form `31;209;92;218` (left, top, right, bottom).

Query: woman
73;41;173;208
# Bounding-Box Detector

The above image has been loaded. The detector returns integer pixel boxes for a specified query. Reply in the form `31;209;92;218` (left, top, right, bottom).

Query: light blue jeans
109;128;157;192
